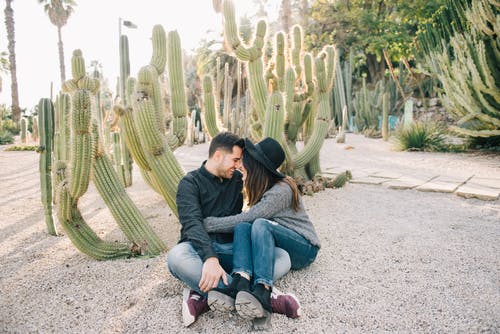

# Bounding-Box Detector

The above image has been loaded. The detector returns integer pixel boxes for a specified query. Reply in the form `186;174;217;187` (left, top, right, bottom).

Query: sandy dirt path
0;134;499;333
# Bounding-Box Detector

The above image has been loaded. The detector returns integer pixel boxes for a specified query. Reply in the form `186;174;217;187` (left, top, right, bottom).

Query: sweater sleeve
203;183;292;233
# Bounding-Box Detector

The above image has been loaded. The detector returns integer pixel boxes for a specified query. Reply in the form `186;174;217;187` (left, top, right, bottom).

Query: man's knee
274;247;291;280
167;242;194;275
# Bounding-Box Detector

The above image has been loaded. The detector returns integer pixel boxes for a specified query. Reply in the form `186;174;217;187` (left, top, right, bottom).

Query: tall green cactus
116;26;188;216
37;98;57;236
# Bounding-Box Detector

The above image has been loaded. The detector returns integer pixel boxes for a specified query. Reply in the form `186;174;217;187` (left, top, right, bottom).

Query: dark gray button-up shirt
176;162;243;261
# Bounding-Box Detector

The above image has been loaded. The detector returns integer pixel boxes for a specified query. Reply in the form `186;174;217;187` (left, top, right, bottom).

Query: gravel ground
0;135;499;333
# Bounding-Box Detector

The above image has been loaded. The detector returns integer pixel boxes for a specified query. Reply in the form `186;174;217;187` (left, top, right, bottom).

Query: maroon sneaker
270;290;301;319
182;288;209;327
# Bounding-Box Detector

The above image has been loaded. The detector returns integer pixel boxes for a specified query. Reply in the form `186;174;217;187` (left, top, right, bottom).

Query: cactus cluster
416;0;500;137
45;48;170;259
202;0;337;179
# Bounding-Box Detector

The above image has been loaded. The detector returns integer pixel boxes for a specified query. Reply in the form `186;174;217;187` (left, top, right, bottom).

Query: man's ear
212;149;222;162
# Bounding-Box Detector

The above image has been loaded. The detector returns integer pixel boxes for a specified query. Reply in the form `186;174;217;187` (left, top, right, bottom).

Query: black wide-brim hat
244;137;286;178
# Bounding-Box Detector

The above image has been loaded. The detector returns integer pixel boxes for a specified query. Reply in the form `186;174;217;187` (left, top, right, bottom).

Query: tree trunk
4;0;21;123
365;53;385;84
300;0;308;29
281;0;291;35
57;26;66;83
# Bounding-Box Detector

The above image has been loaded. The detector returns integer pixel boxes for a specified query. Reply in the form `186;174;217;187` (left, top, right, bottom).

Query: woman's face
240;164;248;182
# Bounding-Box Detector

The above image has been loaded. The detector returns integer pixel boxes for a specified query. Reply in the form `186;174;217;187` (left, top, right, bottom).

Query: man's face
216;145;243;179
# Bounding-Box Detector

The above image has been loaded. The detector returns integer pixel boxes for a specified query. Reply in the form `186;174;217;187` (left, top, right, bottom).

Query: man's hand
199;257;228;292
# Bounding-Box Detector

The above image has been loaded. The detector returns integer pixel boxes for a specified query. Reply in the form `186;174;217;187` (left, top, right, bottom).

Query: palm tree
38;0;76;84
4;0;20;123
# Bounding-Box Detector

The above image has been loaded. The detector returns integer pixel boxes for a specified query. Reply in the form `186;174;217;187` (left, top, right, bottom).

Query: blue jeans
167;240;291;296
236;218;319;287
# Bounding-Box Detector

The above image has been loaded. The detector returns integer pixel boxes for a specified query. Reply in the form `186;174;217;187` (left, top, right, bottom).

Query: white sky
0;0;279;112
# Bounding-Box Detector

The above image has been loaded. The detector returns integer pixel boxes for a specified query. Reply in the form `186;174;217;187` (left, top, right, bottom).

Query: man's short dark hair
208;132;244;157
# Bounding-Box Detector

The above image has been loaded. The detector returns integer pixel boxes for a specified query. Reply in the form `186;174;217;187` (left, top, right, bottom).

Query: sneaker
182;288;209;327
271;290;301;319
208;273;250;312
235;284;272;319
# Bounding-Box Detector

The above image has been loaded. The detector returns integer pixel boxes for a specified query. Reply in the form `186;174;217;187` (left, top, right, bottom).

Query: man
167;132;299;327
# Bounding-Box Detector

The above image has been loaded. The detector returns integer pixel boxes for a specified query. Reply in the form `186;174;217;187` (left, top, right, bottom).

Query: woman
204;137;321;320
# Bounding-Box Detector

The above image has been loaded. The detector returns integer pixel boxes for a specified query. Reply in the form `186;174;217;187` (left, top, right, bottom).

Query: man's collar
200;161;220;180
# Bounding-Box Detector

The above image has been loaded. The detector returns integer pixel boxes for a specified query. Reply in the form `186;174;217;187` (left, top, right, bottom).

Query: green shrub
466;136;500;152
394;121;446;152
1;119;20;135
0;130;14;145
4;145;38;151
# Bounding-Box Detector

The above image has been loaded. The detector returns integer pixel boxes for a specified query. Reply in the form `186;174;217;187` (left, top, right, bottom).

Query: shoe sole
182;288;195;327
235;291;267;319
208;290;235;312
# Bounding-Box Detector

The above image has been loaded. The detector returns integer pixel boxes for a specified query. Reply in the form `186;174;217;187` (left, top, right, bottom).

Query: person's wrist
205;256;219;264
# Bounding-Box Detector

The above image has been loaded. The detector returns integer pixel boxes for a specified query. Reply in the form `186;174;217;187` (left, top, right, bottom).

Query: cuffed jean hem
231;268;252;278
167;240;291;296
254;278;273;287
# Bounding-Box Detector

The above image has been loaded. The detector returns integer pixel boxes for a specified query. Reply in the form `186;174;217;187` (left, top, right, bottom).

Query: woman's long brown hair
242;151;301;211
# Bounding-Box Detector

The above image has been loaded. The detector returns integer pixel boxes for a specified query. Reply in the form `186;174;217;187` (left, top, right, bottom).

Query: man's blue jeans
167;239;291;296
234;218;319;287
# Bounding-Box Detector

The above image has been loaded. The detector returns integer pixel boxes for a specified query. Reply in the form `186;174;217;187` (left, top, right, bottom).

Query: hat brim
244;138;285;178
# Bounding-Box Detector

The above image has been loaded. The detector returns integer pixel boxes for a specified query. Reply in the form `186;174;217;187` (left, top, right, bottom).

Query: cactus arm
68;89;93;199
150;25;166;75
167;30;188;147
92;125;166;255
275;32;286;92
38;98;57;236
134;98;184;216
57;181;138;260
291;25;303;79
292;52;335;171
223;0;268;119
202;75;222;138
263;91;285;140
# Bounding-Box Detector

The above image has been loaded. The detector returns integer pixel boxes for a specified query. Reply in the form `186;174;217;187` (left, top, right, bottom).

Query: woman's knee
251;218;273;236
234;222;252;234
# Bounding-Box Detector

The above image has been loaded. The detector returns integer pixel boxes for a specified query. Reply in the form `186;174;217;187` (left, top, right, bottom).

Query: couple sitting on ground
167;132;321;326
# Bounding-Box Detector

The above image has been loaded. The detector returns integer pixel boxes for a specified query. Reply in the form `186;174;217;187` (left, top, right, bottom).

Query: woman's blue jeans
167;239;291;296
234;218;319;287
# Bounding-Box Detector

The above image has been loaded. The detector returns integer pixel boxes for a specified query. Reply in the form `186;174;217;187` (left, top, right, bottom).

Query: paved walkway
318;134;500;201
176;133;500;201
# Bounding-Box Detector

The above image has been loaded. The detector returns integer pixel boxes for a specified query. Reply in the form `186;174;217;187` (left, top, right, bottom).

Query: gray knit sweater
203;181;321;248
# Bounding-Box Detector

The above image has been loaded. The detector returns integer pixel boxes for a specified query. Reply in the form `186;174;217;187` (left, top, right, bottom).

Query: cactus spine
38;98;57;235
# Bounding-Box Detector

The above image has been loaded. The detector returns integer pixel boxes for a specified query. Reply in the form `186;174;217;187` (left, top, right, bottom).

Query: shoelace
190;294;201;301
